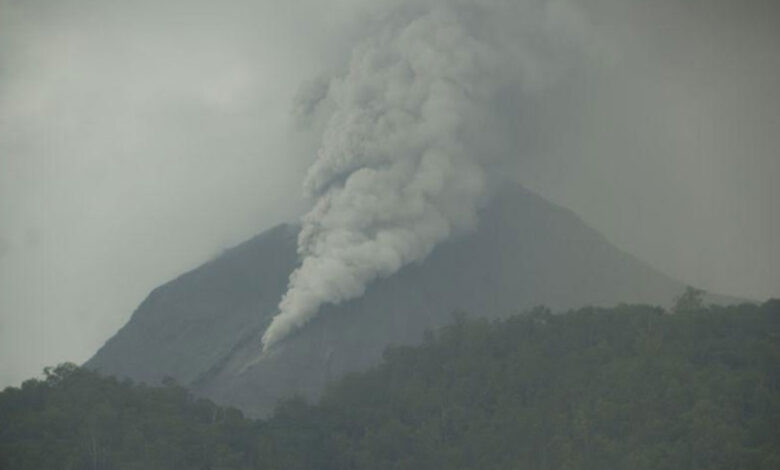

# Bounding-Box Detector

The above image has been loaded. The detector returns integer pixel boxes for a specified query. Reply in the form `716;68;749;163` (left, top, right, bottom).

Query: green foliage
673;286;706;313
2;300;779;469
0;365;256;470
261;300;780;470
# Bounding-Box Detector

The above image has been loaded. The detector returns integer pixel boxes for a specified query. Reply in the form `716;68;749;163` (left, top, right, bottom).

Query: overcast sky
1;0;778;388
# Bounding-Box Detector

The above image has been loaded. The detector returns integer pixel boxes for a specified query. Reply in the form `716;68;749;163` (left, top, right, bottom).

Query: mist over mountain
86;185;705;416
2;0;778;389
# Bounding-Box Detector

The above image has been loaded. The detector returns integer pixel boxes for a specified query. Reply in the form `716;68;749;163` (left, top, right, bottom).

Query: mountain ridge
87;184;694;416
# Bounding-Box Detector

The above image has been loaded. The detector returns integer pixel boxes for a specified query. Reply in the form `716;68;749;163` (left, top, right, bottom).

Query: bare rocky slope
87;185;691;416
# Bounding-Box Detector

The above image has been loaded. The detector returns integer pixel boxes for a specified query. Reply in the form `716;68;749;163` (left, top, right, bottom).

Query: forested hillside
3;300;779;469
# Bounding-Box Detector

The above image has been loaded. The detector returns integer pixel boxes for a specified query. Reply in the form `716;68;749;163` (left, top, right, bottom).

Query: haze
1;0;778;387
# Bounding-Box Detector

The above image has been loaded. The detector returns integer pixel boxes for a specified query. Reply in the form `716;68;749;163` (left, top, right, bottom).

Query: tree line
2;299;779;469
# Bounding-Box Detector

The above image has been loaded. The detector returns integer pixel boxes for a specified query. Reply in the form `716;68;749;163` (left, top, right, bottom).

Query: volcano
87;185;695;416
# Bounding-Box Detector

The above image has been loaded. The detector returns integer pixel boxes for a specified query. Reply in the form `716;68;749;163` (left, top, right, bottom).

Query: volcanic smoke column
262;0;585;350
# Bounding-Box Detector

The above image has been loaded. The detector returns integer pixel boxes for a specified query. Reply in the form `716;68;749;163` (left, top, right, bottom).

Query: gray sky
1;0;778;388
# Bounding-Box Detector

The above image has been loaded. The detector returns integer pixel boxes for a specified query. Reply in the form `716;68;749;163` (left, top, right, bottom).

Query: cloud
262;0;598;348
0;236;9;259
0;0;337;386
1;0;777;385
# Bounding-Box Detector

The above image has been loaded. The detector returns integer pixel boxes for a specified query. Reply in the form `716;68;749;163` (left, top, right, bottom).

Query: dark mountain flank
87;185;691;416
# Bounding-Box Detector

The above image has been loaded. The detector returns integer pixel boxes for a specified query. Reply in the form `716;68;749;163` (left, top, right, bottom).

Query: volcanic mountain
87;185;693;416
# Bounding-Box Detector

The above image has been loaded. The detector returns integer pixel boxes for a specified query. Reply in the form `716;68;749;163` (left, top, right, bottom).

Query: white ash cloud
262;0;592;349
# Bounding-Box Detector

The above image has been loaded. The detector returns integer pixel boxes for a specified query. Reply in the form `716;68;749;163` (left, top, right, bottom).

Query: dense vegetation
2;299;779;469
0;365;255;470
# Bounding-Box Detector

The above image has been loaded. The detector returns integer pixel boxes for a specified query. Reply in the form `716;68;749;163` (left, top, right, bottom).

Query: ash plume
262;0;591;350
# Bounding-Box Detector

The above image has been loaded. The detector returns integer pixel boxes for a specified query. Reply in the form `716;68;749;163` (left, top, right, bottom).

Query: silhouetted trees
2;300;779;469
673;286;706;313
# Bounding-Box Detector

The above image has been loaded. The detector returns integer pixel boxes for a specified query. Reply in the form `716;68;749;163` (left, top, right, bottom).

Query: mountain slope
87;185;688;416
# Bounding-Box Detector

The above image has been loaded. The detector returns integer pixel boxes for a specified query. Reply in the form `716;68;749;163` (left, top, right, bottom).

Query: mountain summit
87;185;687;416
